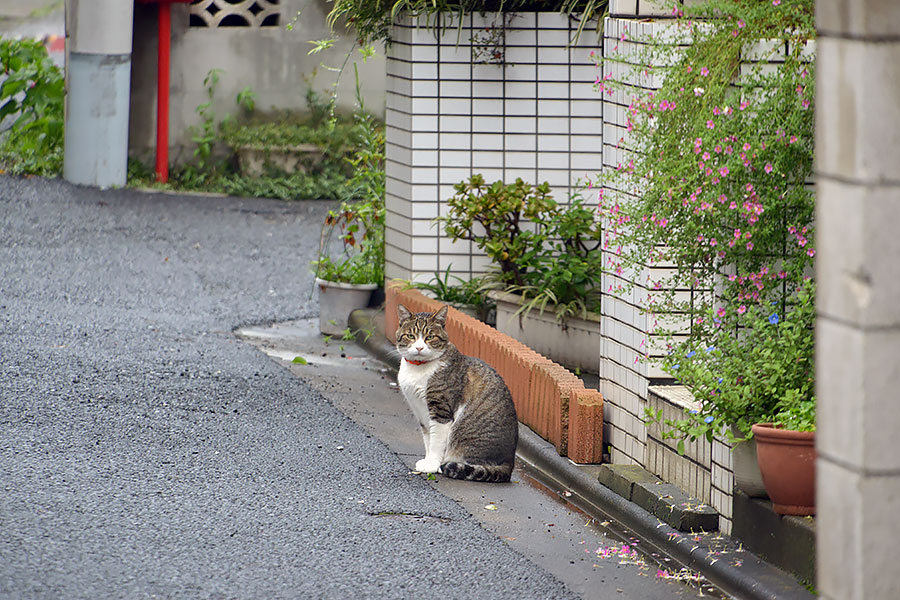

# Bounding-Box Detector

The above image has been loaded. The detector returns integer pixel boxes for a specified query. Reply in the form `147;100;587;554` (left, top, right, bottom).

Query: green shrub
0;36;64;176
439;175;604;321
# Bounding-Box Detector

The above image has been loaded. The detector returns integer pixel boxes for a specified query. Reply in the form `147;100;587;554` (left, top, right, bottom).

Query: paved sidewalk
349;310;816;600
236;318;724;600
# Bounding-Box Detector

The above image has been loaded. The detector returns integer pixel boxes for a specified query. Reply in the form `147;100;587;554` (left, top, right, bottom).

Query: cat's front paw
415;458;442;473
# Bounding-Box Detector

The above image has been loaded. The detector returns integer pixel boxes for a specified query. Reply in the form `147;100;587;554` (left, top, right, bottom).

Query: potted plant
752;347;817;515
436;174;605;373
312;67;385;335
752;411;815;516
648;280;816;500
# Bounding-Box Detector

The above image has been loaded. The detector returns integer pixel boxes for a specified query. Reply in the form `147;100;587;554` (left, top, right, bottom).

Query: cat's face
396;305;449;363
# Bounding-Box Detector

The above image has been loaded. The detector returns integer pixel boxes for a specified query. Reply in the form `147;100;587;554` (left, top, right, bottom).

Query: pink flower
738;305;747;314
764;163;774;174
719;167;730;176
743;142;752;151
807;248;816;257
717;307;726;318
773;0;781;5
710;238;718;246
789;135;798;144
700;67;709;77
746;242;754;250
707;120;715;129
702;151;711;160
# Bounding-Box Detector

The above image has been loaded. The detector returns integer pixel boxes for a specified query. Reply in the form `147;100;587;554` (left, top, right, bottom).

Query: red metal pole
156;2;171;183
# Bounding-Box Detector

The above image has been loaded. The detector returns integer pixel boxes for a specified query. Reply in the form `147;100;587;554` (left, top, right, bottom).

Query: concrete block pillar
815;1;900;598
64;0;134;187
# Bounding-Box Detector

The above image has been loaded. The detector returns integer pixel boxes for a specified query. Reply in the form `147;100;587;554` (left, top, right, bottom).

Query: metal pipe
156;2;171;183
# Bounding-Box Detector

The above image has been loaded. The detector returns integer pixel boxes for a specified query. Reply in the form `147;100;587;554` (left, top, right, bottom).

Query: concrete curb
349;309;814;600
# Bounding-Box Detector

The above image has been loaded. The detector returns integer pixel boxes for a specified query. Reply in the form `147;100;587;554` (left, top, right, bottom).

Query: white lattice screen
189;0;280;27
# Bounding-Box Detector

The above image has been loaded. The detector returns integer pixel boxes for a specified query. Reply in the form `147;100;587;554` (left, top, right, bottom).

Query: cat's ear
431;305;449;326
398;304;413;323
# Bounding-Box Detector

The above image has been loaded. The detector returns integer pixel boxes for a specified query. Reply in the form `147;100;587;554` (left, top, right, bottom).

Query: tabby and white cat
395;304;518;482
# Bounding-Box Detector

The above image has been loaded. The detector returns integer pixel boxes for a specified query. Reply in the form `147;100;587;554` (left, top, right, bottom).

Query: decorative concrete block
817;0;900;39
597;464;660;499
817;317;900;473
816;38;900;184
817;178;900;330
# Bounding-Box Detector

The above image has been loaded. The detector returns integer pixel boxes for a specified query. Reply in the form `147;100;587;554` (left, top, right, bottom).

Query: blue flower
686;350;696;358
717;377;723;384
768;312;780;325
672;364;680;370
704;416;715;424
706;346;715;353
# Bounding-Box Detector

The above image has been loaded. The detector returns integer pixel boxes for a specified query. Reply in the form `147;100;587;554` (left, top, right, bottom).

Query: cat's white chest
398;360;442;427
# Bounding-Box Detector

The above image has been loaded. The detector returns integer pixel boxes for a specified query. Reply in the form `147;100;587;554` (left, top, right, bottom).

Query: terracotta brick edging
386;281;604;464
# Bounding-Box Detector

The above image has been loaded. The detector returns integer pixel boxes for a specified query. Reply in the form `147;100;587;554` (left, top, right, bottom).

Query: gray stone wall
815;1;900;598
129;0;386;164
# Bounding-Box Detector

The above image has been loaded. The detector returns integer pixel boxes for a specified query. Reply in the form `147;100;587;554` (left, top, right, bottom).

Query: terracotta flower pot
751;423;816;516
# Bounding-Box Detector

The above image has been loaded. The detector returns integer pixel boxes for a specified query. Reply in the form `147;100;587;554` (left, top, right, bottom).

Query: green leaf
292;356;309;365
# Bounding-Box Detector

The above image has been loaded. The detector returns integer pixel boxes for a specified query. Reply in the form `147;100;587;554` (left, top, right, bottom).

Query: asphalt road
0;177;578;599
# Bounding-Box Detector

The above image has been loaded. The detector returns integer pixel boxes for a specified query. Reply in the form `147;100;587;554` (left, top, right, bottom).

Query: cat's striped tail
440;461;513;483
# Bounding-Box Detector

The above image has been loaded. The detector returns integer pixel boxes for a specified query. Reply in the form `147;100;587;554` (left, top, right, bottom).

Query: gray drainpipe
63;1;134;188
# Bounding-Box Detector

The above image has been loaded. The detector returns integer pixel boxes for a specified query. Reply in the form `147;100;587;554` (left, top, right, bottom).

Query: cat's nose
414;345;424;352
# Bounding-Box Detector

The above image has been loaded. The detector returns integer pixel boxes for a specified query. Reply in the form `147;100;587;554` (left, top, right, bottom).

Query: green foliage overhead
327;0;608;46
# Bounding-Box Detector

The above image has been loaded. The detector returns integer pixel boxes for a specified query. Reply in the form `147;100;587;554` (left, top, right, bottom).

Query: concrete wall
129;0;386;164
815;0;900;598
